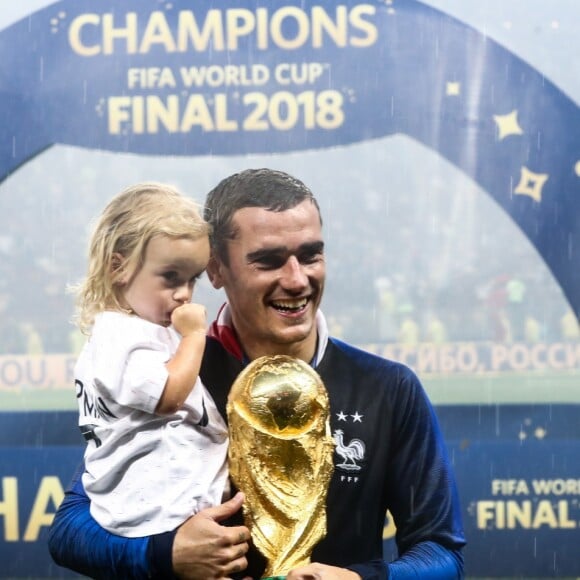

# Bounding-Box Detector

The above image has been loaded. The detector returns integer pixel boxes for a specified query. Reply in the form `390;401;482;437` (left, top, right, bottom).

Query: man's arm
287;543;463;579
48;465;251;579
387;542;464;578
48;465;152;579
383;369;465;579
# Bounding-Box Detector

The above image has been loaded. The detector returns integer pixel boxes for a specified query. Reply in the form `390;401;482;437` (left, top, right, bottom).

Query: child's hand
171;303;207;337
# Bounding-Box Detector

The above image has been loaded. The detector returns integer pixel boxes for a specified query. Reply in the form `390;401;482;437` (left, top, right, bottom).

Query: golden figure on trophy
227;355;335;579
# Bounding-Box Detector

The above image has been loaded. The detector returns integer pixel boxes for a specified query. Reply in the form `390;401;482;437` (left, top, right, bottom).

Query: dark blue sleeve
345;542;463;579
382;368;466;579
48;464;174;579
387;542;464;579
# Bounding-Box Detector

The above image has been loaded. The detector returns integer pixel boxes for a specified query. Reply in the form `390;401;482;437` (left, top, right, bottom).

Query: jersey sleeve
48;463;161;579
385;365;466;575
386;541;464;578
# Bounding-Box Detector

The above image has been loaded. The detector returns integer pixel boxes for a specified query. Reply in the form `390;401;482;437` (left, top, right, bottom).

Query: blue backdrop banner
0;0;579;316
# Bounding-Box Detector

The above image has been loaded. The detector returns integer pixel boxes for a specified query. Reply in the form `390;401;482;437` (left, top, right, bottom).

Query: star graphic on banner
514;166;549;202
336;411;348;421
351;412;363;423
493;110;524;140
446;82;461;96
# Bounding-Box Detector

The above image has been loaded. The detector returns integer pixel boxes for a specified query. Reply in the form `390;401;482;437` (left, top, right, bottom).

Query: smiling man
205;175;325;363
49;168;465;580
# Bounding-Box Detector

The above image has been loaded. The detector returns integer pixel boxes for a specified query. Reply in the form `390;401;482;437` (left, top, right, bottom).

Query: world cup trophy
227;355;335;580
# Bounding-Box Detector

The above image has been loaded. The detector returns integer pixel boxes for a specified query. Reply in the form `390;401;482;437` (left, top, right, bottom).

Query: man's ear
206;255;224;289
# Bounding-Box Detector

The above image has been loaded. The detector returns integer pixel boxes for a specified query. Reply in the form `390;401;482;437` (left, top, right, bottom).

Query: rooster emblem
333;429;365;471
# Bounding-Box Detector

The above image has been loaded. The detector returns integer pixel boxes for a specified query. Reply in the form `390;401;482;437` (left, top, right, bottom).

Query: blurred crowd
0;152;578;356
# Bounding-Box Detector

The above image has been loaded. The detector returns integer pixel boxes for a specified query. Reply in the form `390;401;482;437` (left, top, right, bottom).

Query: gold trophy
227;355;335;580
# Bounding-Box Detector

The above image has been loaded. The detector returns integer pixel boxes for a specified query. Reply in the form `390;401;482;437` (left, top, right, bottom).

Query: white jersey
76;311;228;537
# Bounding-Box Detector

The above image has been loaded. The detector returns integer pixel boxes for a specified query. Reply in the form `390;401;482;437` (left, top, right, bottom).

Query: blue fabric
388;542;464;579
48;464;152;579
347;558;389;579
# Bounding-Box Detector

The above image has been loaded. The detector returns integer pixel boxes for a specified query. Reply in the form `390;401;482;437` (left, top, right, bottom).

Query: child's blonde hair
74;182;209;334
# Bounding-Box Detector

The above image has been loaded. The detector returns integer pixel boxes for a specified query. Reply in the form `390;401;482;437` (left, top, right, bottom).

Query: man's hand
172;492;250;580
286;563;361;580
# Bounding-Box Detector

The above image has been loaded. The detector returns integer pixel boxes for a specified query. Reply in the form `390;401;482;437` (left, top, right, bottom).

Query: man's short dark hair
204;168;322;264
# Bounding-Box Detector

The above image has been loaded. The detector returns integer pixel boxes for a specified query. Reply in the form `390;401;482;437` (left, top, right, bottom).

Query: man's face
208;200;325;362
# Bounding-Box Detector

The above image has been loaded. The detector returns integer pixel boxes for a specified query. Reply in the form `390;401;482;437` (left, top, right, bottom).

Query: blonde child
73;182;228;536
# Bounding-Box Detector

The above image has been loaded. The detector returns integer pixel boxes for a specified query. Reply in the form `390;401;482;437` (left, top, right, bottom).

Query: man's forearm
387;541;464;579
48;466;152;579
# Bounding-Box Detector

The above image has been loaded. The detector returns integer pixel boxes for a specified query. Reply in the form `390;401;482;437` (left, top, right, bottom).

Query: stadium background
0;0;578;578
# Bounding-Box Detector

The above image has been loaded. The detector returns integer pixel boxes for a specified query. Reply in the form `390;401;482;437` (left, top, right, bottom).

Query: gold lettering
147;95;180;132
271;7;310;50
226;9;255;50
532;478;580;495
0;477;19;541
256;8;269;49
312;6;347;48
102;13;138;55
108;96;132;134
349;5;378;47
178;10;224;51
214;94;238;131
180;94;215;132
506;500;531;528
476;500;496;529
68;14;101;56
532;500;558;528
69;5;379;57
139;11;176;53
557;500;577;529
23;477;64;541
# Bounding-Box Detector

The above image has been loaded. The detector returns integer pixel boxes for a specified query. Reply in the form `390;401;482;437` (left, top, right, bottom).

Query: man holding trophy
50;169;465;579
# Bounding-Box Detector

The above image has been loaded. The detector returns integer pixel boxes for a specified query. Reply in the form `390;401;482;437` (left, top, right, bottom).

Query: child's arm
155;303;206;415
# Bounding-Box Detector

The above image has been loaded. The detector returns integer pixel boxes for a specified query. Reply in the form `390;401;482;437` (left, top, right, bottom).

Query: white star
337;411;348;421
351;412;363;422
